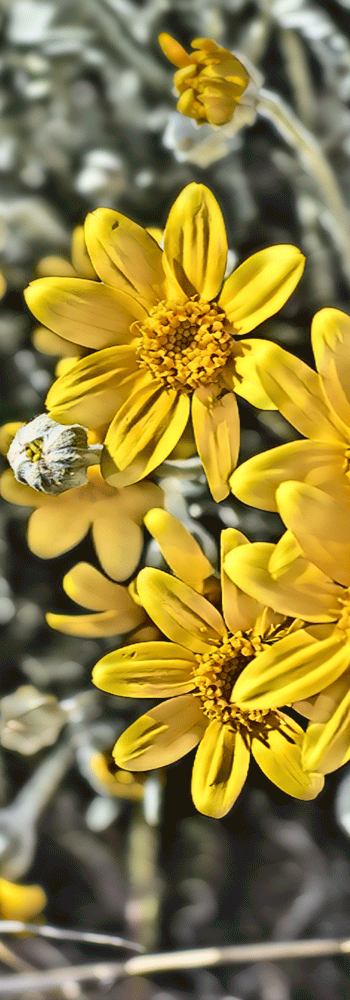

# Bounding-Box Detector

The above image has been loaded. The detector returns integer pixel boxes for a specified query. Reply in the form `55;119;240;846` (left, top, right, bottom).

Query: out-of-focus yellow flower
0;878;47;921
47;561;149;638
0;427;163;578
47;509;216;638
224;481;350;776
93;528;323;819
90;750;146;800
24;183;304;500
33;225;97;360
230;308;350;511
159;34;253;128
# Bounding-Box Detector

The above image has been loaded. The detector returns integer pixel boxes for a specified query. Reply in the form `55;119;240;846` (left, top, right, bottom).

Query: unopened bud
7;414;102;494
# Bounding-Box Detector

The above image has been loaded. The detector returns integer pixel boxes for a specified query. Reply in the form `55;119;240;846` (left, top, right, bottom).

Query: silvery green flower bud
7;414;102;494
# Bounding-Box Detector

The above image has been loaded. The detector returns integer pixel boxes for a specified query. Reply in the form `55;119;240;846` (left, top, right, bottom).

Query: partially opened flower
0;878;47;920
93;528;323;819
230;308;350;511
7;414;102;494
25;183;305;500
1;433;163;579
159;34;260;131
224;481;350;775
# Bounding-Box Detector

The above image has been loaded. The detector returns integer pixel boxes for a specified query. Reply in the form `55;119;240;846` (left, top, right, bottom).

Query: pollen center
135;297;235;393
25;438;43;463
193;632;280;737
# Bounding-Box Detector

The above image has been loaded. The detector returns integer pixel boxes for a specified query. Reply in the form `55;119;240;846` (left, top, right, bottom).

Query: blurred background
2;0;350;997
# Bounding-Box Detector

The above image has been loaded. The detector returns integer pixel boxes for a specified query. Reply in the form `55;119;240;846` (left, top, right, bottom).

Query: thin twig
0;936;350;993
0;923;144;952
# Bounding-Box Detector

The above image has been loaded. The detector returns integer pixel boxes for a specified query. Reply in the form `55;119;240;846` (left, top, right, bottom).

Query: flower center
193;632;280;738
135;297;235;393
25;438;43;463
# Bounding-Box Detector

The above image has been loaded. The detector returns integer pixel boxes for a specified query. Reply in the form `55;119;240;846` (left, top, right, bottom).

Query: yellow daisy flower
33;225;97;360
224;481;350;775
0;878;46;921
159;34;253;127
46;509;217;638
0;431;163;579
92;528;323;819
24;183;305;500
230;307;350;511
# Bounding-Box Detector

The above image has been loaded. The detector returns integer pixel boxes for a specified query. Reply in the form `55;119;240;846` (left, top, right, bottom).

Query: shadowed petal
144;508;214;592
63;561;138;611
276;481;350;587
92;641;196;698
25;278;145;349
252;716;324;799
102;379;190;487
192;385;240;502
84;208;164;304
113;694;207;770
47;608;142;638
191;721;249;818
223;340;278;410
92;516;143;581
219;245;305;333
221;528;262;633
163;183;228;300
232;629;349;709
303;687;350;773
137;567;226;653
27;502;90;558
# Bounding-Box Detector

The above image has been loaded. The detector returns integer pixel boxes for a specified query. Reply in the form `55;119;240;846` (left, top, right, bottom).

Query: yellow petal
137;567;226;653
191;721;249;818
276;481;350;587
144;508;214;592
0;469;49;507
62;561;134;611
27;501;90;559
302;686;350;773
252;716;324;800
232;629;349;709
294;671;350;723
71;225;97;280
219;245;305;333
47;608;142;637
191;385;240;502
46;345;140;428
158;33;192;68
84;208;164;305
221;528;262;632
223;340;278;410
311;307;350;429
255;343;345;442
224;539;340;622
93;641;196;697
163;183;228;300
230;439;349;512
25;277;145;350
92;516;143;581
0;422;24;454
0;879;47;921
33;325;82;358
102;379;190;486
36;254;76;278
113;694;207;770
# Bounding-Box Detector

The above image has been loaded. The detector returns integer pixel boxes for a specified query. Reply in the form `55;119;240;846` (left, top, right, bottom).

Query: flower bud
7;414;102;494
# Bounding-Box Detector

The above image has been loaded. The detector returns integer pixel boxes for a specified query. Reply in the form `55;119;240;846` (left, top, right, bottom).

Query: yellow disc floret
135;297;235;393
193;631;281;738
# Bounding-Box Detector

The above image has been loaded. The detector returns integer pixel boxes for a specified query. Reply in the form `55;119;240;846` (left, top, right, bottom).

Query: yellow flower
230;307;350;511
92;528;323;818
47;509;217;638
224;481;350;776
0;878;46;921
24;183;305;500
89;750;146;800
159;34;252;127
33;225;97;360
0;434;163;579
